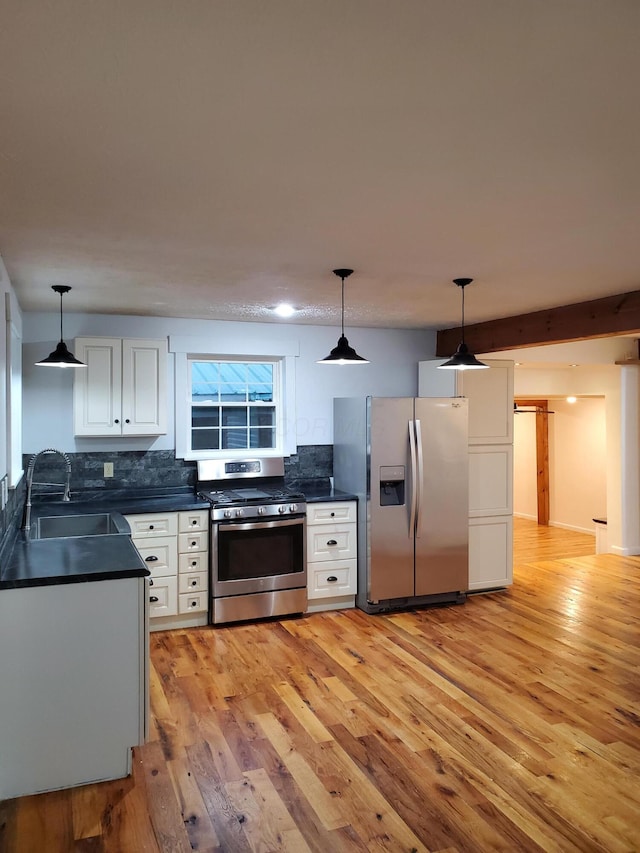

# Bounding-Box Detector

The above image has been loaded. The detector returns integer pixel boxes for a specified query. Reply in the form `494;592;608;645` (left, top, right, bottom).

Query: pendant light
317;269;369;365
36;285;86;367
438;278;488;370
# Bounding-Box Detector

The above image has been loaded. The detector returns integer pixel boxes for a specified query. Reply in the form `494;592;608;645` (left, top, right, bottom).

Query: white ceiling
1;0;639;331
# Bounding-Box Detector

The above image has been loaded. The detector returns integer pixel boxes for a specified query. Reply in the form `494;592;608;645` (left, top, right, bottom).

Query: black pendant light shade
318;269;369;364
438;278;489;370
36;285;86;367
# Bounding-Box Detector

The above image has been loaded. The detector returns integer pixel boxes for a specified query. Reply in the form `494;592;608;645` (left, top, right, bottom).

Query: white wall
551;398;606;533
22;311;437;453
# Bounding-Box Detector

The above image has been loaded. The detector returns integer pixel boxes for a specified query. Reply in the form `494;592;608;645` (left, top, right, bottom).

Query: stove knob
235;509;244;518
278;505;287;514
289;504;298;513
257;506;266;515
224;509;232;519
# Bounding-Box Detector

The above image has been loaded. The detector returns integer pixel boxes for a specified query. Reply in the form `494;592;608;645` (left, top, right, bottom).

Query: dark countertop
0;484;357;590
300;485;358;503
2;535;148;589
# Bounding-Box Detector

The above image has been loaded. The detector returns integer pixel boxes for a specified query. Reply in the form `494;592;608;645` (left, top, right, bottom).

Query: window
171;334;298;461
190;360;278;452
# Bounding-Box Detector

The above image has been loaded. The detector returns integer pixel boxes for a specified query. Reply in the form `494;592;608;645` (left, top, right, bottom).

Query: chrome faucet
22;448;72;531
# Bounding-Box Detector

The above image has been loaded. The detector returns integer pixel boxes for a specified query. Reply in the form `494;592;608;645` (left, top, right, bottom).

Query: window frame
172;335;298;461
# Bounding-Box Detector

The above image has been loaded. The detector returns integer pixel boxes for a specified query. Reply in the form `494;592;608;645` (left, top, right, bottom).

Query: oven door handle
217;516;305;533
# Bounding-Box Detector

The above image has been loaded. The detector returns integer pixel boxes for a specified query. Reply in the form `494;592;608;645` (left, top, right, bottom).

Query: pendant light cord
59;290;64;342
341;277;345;337
460;283;465;345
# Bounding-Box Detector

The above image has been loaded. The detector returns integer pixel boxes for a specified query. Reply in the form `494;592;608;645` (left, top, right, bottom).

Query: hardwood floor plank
225;767;313;853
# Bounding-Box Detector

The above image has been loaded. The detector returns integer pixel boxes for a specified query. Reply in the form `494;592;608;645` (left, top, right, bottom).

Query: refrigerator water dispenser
379;466;405;506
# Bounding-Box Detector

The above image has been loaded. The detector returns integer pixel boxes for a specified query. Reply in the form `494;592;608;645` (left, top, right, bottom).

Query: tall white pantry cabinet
418;359;514;592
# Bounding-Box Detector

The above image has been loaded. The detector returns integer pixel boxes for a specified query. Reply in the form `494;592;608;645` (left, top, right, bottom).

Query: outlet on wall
104;462;114;478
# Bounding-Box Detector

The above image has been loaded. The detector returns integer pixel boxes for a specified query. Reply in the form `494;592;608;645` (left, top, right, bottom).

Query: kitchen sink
35;513;126;539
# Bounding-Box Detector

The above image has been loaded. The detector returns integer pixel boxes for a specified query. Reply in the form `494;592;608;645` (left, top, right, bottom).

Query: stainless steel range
197;458;307;625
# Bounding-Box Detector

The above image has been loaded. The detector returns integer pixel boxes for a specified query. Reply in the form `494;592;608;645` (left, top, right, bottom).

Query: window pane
250;407;275;426
219;363;246;384
220;384;247;402
192;407;219;428
222;407;247;426
247;363;273;384
222;428;249;449
192;429;220;450
248;384;273;402
250;428;275;448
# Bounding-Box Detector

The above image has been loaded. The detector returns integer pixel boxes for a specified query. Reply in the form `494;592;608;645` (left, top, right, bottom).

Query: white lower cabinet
126;508;210;630
468;516;514;591
307;500;357;612
0;577;147;800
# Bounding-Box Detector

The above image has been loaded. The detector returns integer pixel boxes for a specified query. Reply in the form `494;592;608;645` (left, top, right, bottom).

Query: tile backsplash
19;445;333;496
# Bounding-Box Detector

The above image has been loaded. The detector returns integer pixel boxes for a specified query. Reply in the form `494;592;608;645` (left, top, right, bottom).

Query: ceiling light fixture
274;303;296;318
36;285;86;367
317;269;369;365
438;278;488;370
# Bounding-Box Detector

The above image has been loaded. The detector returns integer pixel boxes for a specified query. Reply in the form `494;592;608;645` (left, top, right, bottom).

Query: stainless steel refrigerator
333;396;469;613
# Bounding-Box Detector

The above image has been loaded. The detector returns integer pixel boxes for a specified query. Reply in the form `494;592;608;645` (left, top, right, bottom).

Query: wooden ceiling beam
436;288;640;356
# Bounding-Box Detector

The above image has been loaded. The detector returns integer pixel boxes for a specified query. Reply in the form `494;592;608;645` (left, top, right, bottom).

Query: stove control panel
212;501;307;522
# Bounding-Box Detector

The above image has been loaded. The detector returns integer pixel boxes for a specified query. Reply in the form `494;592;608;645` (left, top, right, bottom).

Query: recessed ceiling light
569;363;579;367
567;396;577;404
273;303;296;318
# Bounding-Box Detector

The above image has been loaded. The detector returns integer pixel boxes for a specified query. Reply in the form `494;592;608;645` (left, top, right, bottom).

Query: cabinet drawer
148;576;178;617
134;537;178;578
179;510;209;533
307;524;357;562
307;502;356;525
178;530;208;553
308;560;357;599
126;512;178;538
178;571;208;594
179;552;207;574
179;591;208;614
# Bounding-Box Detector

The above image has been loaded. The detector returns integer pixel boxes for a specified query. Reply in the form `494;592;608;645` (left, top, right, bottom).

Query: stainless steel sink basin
35;513;124;539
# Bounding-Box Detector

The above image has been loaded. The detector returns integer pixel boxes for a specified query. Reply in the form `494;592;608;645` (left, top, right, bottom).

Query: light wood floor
2;519;639;852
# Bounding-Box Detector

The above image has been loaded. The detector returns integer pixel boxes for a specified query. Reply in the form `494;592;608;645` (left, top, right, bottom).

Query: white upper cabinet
418;359;514;444
73;337;167;437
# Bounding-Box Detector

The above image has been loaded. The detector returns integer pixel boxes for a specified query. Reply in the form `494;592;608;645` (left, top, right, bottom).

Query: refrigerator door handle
415;418;424;538
408;419;418;537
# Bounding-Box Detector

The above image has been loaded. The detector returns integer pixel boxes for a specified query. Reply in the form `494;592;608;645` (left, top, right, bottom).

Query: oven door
212;515;306;597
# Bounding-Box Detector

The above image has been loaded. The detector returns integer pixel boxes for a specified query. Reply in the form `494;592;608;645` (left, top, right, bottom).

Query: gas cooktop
197;485;305;506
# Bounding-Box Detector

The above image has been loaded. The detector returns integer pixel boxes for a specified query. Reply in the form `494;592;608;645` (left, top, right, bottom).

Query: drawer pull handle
191;541;197;547
327;576;338;583
125;418;130;424
191;580;197;586
149;595;159;603
114;419;120;424
149;524;154;530
191;600;197;607
149;578;154;586
191;561;197;567
145;555;158;562
191;520;198;526
330;511;335;517
327;539;337;546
